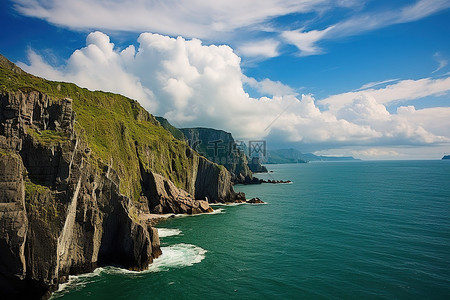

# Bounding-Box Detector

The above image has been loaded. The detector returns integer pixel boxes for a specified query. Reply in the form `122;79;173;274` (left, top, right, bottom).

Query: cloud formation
18;32;450;155
320;77;450;113
281;0;450;55
281;26;334;56
432;52;448;74
12;0;450;57
238;39;280;58
12;0;331;39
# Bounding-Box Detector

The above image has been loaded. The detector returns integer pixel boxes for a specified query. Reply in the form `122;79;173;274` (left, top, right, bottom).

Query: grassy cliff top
0;54;206;199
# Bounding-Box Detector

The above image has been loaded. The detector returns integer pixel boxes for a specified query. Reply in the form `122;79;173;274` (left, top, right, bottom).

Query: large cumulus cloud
18;32;450;156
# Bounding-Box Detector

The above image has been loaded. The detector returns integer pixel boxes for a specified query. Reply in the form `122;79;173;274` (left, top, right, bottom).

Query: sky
0;0;449;160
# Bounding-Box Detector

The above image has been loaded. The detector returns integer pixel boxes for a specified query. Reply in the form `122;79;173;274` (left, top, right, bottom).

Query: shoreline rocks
242;177;292;185
246;197;264;204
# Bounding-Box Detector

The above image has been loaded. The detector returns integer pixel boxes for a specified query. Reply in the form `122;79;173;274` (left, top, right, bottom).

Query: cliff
179;127;255;183
0;55;243;298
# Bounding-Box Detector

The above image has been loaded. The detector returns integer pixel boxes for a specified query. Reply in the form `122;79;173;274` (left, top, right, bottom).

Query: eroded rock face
0;153;28;296
0;91;161;299
180;127;254;184
145;171;213;214
195;157;235;202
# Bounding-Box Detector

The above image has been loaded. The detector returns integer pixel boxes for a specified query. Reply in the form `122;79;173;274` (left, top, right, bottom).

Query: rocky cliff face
0;56;244;299
0;90;162;298
180;127;254;183
0;152;28;295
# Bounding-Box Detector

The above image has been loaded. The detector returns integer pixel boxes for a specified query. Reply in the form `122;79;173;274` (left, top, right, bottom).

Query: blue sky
1;0;450;159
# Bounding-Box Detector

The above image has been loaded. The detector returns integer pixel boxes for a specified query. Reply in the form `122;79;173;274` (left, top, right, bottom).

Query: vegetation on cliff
155;116;185;141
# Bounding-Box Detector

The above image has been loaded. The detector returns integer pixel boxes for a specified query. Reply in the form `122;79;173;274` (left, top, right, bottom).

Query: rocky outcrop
246;197;264;204
194;155;245;202
143;171;213;214
247;157;268;173
180;127;254;183
136;141;239;205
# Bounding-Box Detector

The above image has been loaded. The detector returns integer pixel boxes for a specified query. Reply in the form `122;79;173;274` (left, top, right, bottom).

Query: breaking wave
52;243;207;298
157;228;182;238
147;244;207;272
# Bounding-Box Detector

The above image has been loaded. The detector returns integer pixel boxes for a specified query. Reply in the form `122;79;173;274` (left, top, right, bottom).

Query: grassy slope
155;116;185;141
0;55;201;200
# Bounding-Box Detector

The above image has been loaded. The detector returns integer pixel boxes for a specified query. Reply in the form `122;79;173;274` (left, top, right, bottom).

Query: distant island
442;155;450;160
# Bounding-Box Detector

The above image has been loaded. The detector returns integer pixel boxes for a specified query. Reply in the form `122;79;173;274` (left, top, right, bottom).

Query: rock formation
247;157;268;173
246;197;264;204
0;55;244;299
180;127;254;183
144;171;213;214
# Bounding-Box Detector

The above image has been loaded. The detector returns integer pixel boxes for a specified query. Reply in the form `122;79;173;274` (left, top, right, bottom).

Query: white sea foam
147;244;207;272
53;267;105;297
211;202;269;206
210;202;246;206
53;243;207;297
157;228;182;238
208;207;225;214
172;207;225;218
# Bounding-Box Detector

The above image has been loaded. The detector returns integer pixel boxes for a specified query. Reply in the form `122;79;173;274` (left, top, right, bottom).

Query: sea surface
52;161;450;299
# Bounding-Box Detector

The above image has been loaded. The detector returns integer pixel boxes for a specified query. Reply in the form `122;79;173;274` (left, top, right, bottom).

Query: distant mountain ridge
265;148;359;164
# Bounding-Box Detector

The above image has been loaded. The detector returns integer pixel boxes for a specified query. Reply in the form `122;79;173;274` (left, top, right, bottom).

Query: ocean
51;161;450;299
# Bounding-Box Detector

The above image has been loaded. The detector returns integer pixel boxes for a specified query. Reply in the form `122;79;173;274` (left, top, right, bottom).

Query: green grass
24;179;51;201
155;116;185;141
27;128;69;146
24;179;63;228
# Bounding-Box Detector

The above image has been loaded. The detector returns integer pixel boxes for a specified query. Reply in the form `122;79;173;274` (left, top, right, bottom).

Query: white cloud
243;76;297;97
281;26;334;56
281;0;450;56
320;77;450;112
350;148;400;158
316;144;450;160
18;32;158;110
12;0;450;59
354;79;400;91
432;52;448;74
18;32;450;155
238;39;280;58
12;0;332;39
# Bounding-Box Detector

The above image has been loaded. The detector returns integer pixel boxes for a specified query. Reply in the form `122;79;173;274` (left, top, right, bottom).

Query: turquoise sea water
52;161;450;299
